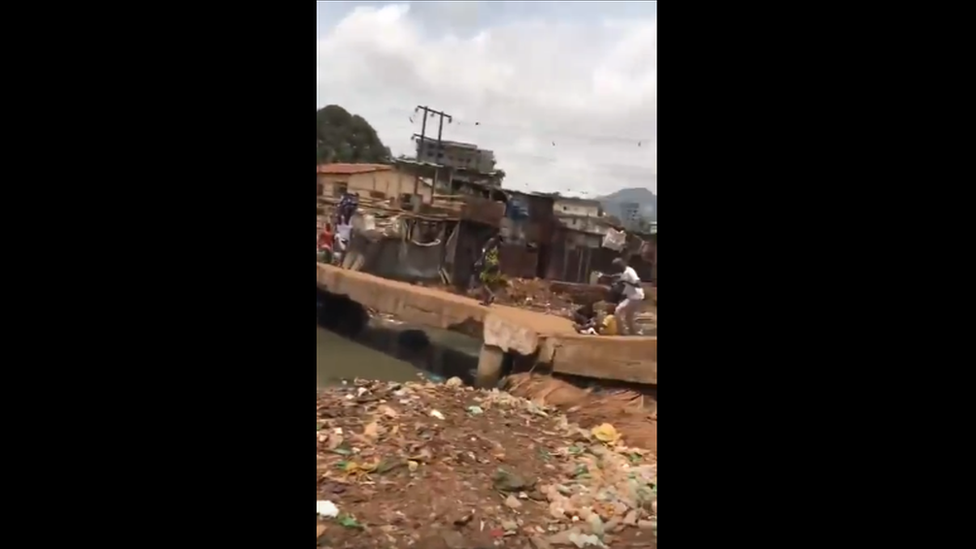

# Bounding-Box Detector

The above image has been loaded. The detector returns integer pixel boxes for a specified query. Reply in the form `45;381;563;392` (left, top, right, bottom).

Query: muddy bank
504;373;657;454
316;379;657;548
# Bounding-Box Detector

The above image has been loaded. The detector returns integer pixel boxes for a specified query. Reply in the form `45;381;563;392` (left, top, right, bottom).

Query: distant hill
599;187;657;222
316;105;391;164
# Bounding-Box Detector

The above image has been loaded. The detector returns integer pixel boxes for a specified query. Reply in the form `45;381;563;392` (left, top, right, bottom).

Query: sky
316;1;657;197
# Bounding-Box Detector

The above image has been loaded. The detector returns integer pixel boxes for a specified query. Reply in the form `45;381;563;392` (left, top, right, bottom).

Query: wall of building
553;199;601;218
317;170;432;203
556;215;611;236
498;244;539;279
449;220;497;289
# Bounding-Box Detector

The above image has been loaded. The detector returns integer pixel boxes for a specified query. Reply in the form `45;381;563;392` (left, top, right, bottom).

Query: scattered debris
316;500;339;519
505;494;523;509
592;423;620;445
445;376;464;388
336;514;363;530
316;380;657;547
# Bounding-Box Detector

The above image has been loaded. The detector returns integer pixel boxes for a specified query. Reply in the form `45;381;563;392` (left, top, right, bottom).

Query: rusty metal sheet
460;196;505;227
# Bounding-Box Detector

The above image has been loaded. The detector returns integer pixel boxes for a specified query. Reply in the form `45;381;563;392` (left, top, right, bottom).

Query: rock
568;532;603;548
505;495;523;509
529;536;553;549
493;469;533;492
502;520;519;532
441;530;466;549
612;501;629;516
638;519;656;530
604;517;620;532
550;503;567;520
548;527;581;546
586;514;604;536
452;511;474;526
622;510;638;526
445;376;464;388
555;484;573;496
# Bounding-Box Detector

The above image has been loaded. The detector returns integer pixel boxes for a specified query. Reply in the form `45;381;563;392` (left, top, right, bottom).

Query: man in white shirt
610;257;645;336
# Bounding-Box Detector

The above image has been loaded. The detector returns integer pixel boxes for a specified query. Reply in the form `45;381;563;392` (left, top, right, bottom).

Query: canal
315;319;483;388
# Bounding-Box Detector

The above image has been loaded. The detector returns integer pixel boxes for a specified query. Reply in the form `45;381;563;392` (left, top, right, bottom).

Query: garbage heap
316;378;657;548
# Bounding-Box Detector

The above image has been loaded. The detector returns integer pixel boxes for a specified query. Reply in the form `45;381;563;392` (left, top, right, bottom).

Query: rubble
316;380;657;548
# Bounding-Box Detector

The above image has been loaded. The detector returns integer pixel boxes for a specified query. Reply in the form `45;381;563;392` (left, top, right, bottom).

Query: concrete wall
316;263;658;385
317;170;433;204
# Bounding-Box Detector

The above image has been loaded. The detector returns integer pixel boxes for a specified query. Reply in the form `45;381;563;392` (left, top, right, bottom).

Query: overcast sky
316;1;657;196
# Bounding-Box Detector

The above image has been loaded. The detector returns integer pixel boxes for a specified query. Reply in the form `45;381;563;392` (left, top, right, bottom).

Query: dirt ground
424;277;658;332
316;379;657;548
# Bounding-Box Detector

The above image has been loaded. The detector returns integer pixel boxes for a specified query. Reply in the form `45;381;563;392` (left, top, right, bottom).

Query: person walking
609;257;645;336
473;234;503;305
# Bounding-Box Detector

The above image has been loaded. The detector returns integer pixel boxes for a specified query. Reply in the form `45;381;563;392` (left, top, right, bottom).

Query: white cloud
316;3;656;196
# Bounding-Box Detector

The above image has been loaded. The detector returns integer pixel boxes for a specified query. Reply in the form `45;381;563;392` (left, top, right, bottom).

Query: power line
411;105;453;196
394;107;651;147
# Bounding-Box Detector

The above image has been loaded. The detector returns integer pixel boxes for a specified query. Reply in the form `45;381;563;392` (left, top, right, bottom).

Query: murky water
316;319;483;387
316;327;419;386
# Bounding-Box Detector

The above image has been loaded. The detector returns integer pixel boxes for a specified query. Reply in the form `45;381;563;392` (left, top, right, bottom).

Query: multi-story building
620;201;642;231
552;196;602;218
415;137;496;174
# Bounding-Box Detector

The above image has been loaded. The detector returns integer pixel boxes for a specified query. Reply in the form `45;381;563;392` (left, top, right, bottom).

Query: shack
315;163;657;289
334;210;458;284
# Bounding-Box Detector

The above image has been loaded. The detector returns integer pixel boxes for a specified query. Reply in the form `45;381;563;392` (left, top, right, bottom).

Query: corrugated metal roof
316;163;393;175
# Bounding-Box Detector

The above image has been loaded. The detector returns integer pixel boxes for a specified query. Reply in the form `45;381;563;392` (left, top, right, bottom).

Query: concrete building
316;163;432;204
557;215;611;236
620;202;642;231
552;197;602;218
415;137;496;174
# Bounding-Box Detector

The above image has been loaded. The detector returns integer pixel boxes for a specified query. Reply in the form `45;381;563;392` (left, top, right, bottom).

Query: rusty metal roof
316;163;394;175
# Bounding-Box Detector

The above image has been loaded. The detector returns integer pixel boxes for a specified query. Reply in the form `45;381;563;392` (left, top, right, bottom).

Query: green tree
316;105;391;164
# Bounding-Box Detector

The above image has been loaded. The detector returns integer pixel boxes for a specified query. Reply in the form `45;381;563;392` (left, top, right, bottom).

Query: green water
315;326;421;387
315;320;482;387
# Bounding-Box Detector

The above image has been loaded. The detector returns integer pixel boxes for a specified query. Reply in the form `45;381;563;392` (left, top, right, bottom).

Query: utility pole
412;105;452;196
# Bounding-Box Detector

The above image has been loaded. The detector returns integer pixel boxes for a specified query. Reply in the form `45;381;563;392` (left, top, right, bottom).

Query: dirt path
316;380;657;548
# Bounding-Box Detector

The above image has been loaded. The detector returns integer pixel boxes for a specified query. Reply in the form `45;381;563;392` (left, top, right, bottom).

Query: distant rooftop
552;195;603;206
415;136;480;150
316;163;393;175
394;157;503;176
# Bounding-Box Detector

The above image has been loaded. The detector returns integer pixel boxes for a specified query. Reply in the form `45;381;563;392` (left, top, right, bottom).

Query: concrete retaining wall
317;263;657;385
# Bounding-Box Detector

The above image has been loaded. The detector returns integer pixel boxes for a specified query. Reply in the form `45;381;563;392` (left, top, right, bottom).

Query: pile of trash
499;278;579;316
316;378;657;548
